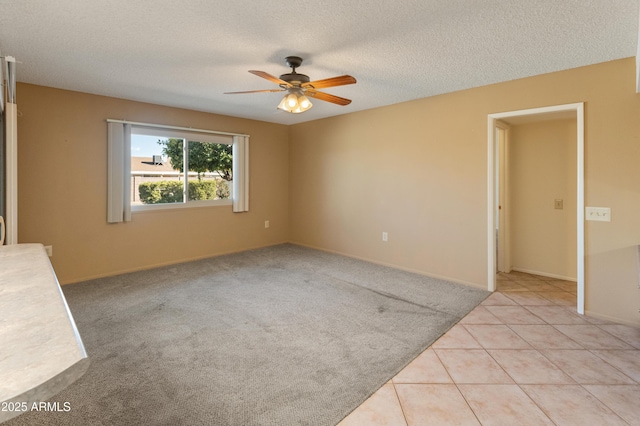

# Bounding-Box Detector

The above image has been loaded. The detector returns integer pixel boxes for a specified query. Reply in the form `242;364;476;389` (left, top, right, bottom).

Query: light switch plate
585;207;611;222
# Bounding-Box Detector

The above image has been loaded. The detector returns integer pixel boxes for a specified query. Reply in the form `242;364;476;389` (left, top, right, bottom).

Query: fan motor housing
279;72;310;85
280;56;310;85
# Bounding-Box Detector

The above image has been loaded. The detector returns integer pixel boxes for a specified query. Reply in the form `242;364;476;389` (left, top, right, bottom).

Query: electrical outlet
382;232;388;242
44;245;53;257
264;220;270;229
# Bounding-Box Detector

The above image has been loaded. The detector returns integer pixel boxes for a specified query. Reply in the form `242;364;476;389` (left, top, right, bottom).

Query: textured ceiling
0;0;638;125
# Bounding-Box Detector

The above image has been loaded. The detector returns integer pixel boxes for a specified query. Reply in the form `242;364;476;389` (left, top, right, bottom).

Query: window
107;121;249;223
130;132;232;208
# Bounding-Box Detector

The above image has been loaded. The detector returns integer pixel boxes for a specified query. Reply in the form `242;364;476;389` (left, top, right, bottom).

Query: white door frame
495;122;510;273
487;103;585;314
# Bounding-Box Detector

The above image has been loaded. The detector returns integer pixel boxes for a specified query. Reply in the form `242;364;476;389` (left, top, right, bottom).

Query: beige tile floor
339;272;640;425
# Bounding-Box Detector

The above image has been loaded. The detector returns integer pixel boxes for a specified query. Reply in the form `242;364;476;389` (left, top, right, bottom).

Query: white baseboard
291;241;486;290
511;267;576;282
584;309;640;327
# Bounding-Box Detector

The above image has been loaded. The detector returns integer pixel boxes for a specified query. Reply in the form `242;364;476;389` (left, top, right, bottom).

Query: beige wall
17;84;290;284
509;119;577;280
289;58;640;326
15;58;640;325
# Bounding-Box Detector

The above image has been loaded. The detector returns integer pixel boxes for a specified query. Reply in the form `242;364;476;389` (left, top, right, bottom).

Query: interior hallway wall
509;118;577;280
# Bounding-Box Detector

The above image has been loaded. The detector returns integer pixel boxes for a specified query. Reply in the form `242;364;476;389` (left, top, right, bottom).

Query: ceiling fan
225;56;356;113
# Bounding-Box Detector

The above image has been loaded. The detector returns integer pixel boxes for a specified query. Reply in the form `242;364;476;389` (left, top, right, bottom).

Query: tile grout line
591;323;640;349
579;382;638;425
586;349;639;385
431;343;486;425
390;380;409;426
451;382;484;425
516;383;562;426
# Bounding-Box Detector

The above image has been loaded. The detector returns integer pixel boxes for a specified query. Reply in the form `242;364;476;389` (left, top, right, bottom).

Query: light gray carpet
7;244;489;425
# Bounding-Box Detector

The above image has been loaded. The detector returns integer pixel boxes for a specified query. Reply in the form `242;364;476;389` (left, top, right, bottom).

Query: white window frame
131;127;233;212
107;120;249;223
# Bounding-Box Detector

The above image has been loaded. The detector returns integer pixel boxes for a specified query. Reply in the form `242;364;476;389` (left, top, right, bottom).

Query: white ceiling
0;1;638;125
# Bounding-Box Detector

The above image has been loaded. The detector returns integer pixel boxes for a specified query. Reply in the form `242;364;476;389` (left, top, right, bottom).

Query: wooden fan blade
249;70;291;87
302;75;356;89
224;89;285;94
305;90;352;106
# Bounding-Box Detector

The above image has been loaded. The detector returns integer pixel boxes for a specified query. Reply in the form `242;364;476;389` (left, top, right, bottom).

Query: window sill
131;199;232;213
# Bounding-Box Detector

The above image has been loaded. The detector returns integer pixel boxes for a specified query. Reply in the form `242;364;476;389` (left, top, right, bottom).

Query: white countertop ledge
0;244;89;422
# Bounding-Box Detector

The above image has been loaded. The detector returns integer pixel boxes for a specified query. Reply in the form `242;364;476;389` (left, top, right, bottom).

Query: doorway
487;103;584;314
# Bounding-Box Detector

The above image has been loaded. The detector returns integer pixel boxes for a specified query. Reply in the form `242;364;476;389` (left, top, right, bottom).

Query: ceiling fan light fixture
298;95;312;109
277;90;313;114
227;56;354;112
286;93;298;108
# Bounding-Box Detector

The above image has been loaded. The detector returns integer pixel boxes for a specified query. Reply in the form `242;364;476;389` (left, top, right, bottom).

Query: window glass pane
187;141;233;202
131;135;184;205
130;131;234;208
